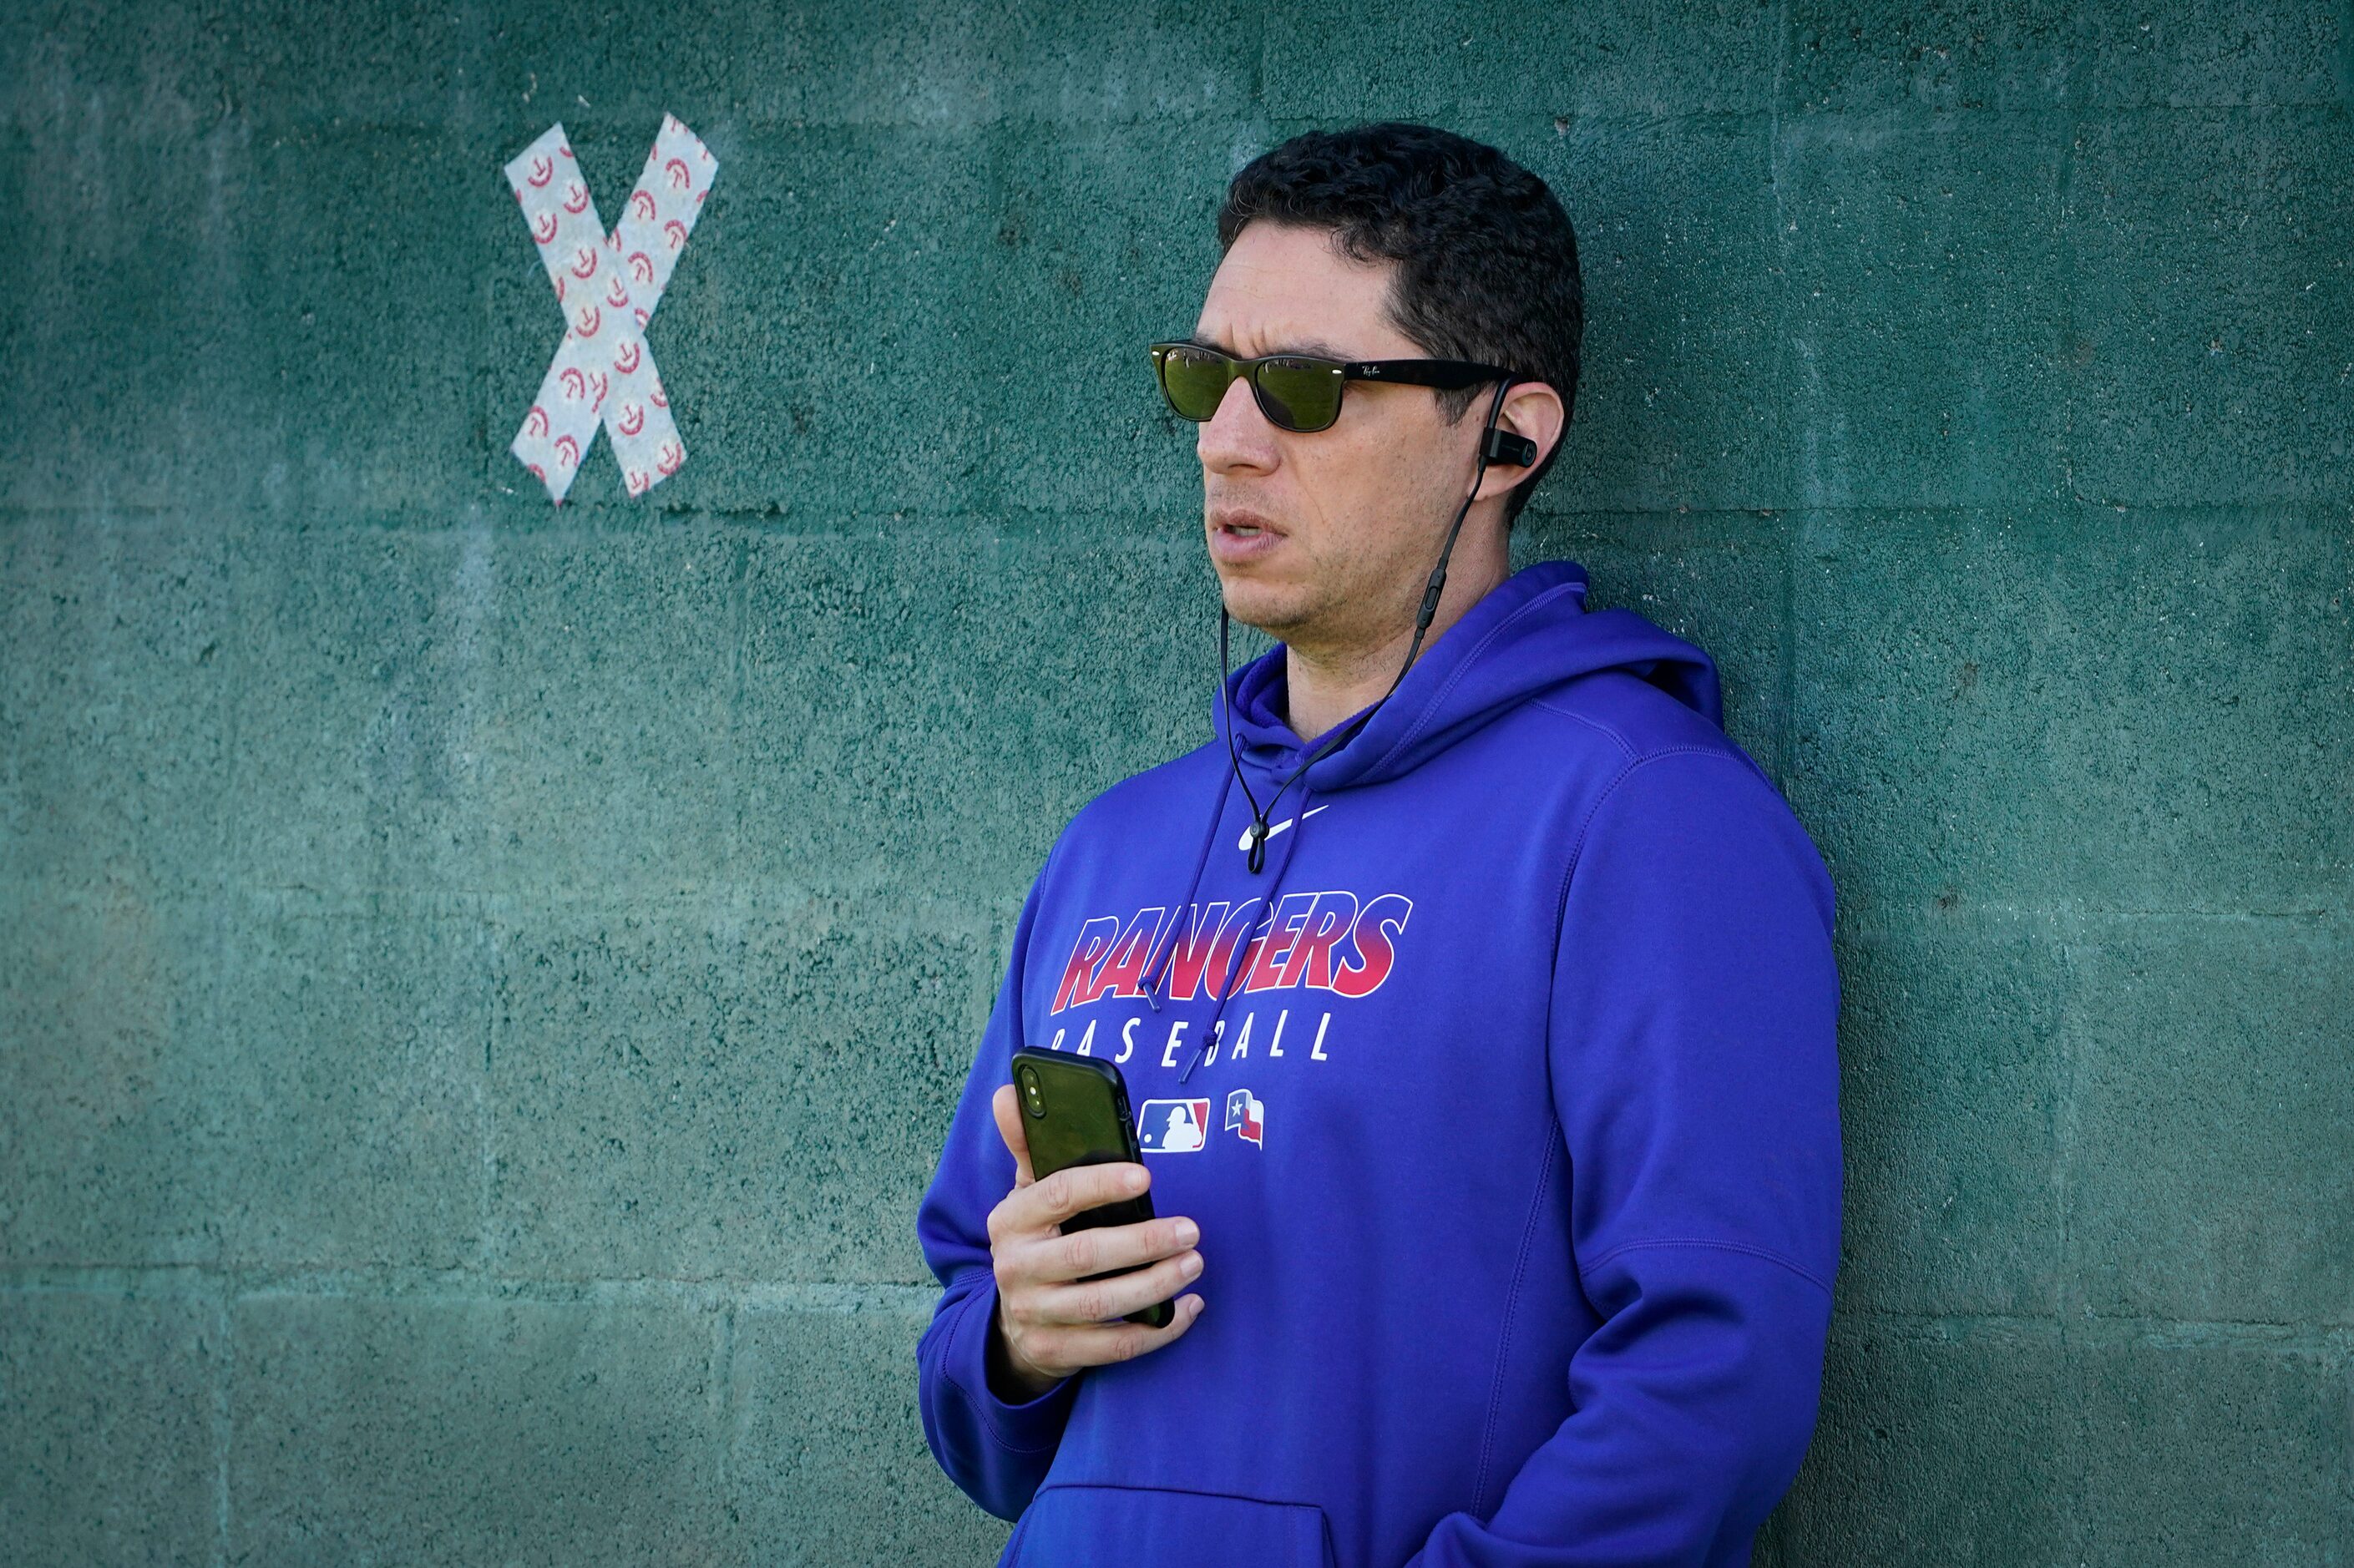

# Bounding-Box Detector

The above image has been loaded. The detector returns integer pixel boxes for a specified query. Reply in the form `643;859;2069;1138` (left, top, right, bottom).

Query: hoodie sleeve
1408;747;1843;1567
914;857;1084;1520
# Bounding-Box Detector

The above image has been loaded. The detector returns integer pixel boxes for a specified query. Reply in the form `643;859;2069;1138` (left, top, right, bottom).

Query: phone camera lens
1019;1069;1045;1117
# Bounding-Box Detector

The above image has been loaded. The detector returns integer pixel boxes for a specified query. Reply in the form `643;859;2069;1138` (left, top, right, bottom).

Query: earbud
1481;427;1539;468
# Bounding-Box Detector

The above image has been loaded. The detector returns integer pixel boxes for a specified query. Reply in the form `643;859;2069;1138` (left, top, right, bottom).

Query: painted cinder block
0;888;227;1268
0;108;275;515
479;0;1261;136
1261;0;1780;121
1790;504;2353;923
2;1;509;135
479;527;747;897
1;3;232;135
1769;1317;2351;1565
220;526;500;899
235;126;496;518
2063;108;2353;508
220;524;748;901
1830;928;2068;1320
211;2;490;127
1780;0;2088;117
2076;1336;2354;1563
730;1297;1015;1564
2066;4;2351;109
735;529;1207;898
1;513;235;898
209;889;493;1271
1765;1316;2078;1566
946;115;1247;523
3;121;491;517
227;1292;731;1564
485;899;998;1284
0;1287;221;1564
2064;920;2354;1327
1502;114;1799;517
1775;119;2073;512
1779;2;2353;115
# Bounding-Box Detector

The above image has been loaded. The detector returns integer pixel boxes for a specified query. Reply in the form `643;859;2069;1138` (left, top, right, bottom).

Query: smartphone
1008;1047;1176;1329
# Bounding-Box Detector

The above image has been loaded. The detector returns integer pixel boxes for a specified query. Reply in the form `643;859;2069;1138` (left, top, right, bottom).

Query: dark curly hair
1218;122;1583;524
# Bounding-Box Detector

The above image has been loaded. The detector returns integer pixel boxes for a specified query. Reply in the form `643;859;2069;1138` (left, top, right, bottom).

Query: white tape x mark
504;115;716;503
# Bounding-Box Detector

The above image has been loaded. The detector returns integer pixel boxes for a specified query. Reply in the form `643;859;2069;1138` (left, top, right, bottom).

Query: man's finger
992;1160;1147;1244
1008;1160;1148;1232
990;1082;1036;1188
1045;1293;1206;1367
1035;1247;1205;1326
1027;1215;1200;1285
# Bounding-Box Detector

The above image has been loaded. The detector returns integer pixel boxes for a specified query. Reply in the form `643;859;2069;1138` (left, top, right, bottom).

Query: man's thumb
990;1082;1036;1187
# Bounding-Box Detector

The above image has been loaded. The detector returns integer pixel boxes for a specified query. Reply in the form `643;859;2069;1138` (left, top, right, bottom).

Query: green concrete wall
3;3;2349;1562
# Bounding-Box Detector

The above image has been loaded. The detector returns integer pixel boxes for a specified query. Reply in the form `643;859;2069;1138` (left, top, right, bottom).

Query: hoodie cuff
950;1276;1081;1450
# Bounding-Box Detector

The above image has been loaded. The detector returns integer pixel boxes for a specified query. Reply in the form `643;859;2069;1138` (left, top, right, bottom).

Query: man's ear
1471;380;1567;503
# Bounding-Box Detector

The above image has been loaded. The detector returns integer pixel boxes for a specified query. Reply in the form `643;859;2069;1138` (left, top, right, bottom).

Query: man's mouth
1211;508;1284;539
1209;510;1285;564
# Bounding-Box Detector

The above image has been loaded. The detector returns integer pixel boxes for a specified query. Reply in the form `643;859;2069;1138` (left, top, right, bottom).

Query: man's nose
1197;376;1278;473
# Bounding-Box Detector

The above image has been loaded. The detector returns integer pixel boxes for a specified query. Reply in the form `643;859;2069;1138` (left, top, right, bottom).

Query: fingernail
1174;1219;1199;1247
1124;1167;1147;1193
1181;1252;1202;1278
1187;1296;1204;1318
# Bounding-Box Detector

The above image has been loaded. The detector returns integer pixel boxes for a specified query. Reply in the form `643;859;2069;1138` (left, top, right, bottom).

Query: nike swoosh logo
1237;802;1331;853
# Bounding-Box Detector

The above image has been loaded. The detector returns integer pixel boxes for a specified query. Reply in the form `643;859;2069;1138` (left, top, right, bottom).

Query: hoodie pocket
1006;1482;1336;1567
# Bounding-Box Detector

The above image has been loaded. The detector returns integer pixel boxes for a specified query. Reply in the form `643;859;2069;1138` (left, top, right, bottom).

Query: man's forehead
1192;222;1409;357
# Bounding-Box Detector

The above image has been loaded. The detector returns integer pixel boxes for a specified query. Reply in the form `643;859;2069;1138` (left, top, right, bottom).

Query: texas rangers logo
1224;1089;1264;1146
1137;1098;1211;1153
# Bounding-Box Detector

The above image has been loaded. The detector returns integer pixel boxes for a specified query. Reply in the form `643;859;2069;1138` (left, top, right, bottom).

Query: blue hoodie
915;559;1841;1567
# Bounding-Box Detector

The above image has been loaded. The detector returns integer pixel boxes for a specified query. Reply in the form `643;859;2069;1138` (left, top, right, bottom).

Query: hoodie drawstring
1176;767;1312;1085
1138;762;1237;1014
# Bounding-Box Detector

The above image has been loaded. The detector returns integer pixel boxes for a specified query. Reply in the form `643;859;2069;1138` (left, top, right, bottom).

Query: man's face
1191;221;1485;650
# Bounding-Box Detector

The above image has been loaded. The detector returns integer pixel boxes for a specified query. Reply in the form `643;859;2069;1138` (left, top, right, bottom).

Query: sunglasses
1148;341;1521;433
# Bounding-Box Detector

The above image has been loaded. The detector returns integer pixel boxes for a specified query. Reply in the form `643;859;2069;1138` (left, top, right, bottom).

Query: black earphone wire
1218;377;1520;873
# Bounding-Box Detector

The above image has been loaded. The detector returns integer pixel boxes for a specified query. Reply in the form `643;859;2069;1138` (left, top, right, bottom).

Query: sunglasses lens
1253;358;1343;432
1157;346;1234;421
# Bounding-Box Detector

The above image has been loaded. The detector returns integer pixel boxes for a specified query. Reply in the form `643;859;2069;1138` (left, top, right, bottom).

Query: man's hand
984;1082;1206;1401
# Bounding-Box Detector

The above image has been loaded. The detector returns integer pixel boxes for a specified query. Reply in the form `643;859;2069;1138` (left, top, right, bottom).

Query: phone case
1008;1048;1176;1329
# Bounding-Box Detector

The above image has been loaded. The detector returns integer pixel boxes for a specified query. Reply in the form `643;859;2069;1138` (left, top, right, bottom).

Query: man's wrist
985;1293;1065;1404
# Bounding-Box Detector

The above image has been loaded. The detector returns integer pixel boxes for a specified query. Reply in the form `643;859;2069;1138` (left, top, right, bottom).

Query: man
915;122;1841;1567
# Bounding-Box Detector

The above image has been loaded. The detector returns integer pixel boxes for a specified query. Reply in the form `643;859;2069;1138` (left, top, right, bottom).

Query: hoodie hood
1223;558;1722;794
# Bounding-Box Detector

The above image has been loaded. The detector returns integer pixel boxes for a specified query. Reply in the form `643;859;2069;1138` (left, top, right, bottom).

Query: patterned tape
504;115;716;503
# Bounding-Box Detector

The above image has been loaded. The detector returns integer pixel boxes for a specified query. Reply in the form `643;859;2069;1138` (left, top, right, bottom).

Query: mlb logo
1137;1098;1212;1154
1225;1088;1264;1146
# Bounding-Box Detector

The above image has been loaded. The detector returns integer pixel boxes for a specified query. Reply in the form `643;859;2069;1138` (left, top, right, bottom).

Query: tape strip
504;115;716;503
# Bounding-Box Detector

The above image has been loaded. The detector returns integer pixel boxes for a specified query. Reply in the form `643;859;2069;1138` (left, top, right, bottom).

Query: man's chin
1217;579;1314;640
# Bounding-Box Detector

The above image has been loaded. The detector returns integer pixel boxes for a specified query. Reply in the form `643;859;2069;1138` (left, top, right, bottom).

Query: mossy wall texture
3;3;2351;1563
